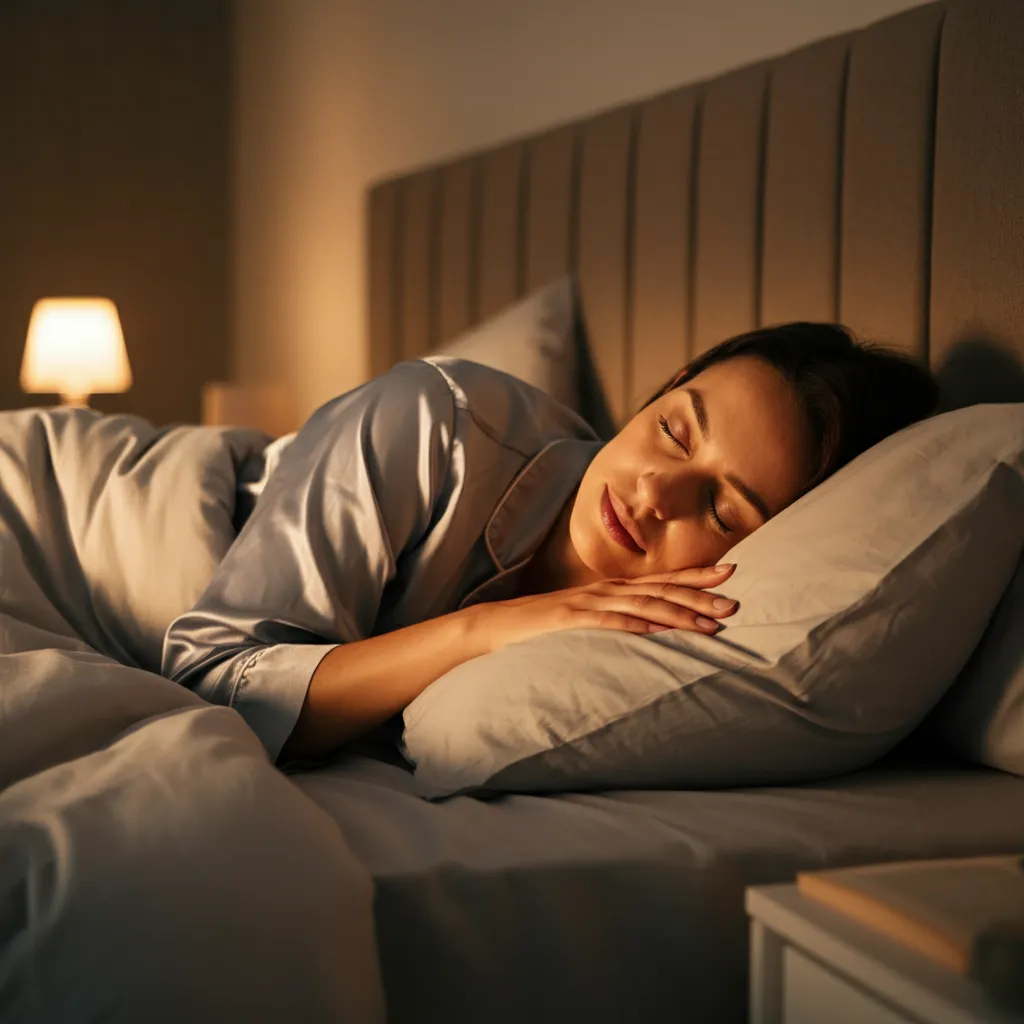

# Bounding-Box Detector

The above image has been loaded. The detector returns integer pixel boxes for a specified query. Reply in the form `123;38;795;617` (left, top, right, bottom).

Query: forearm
280;606;488;761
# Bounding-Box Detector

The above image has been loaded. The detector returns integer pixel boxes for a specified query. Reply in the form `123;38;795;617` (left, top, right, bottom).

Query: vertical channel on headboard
476;143;526;322
398;169;440;360
436;156;479;345
575;106;638;424
629;86;699;414
691;64;770;358
367;182;399;379
839;3;945;359
930;0;1024;404
760;35;850;327
524;125;577;293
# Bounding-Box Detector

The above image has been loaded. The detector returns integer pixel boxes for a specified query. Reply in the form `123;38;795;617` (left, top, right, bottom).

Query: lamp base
60;393;91;409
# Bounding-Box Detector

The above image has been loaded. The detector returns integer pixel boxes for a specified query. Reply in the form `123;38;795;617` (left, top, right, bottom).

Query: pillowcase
435;277;580;413
401;403;1024;798
920;554;1024;774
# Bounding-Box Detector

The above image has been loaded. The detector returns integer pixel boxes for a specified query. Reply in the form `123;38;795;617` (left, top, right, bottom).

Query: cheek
650;522;735;573
568;491;619;576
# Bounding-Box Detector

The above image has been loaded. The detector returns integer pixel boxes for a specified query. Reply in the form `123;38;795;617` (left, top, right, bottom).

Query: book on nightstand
796;854;1024;1013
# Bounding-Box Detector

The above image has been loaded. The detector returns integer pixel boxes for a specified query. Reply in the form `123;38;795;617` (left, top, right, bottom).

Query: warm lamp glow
21;297;132;407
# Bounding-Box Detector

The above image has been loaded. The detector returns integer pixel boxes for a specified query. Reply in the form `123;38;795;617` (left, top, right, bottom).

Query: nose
636;469;696;521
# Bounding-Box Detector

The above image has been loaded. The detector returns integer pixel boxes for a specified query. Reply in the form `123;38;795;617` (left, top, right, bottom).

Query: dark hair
645;322;940;495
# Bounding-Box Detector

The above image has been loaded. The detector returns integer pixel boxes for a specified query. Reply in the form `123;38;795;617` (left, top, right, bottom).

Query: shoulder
296;356;598;461
263;360;458;489
419;355;598;454
300;359;457;440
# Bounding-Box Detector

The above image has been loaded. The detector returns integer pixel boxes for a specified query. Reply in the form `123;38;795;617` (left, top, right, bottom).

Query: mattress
294;748;1024;1024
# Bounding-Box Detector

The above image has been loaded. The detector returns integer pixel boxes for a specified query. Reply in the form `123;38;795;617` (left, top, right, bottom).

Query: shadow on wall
935;335;1024;411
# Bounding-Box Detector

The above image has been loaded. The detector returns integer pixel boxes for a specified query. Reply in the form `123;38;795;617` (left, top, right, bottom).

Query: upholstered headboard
366;0;1024;425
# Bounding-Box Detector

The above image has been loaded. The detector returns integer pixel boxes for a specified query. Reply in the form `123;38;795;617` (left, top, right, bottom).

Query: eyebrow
682;386;772;523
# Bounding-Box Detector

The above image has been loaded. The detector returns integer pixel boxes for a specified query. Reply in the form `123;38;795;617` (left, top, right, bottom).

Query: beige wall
234;0;927;421
0;0;231;426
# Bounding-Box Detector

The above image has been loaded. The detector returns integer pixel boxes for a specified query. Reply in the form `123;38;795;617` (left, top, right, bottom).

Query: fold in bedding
0;405;268;671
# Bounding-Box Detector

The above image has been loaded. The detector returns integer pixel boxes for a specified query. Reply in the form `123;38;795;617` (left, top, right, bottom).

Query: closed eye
659;415;733;535
705;490;732;535
658;415;688;453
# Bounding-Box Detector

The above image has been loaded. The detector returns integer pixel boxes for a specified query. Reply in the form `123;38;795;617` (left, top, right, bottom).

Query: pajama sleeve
161;360;456;761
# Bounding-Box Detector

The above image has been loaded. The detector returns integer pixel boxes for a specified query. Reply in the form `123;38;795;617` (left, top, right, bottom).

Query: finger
579;595;727;634
591;581;739;618
625;562;736;588
576;611;672;635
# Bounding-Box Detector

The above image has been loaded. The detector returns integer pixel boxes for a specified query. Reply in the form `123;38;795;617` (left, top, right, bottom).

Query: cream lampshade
21;297;133;407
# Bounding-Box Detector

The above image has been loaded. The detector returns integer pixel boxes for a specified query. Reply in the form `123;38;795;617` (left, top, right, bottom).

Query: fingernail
712;597;736;611
713;563;735;573
695;615;719;630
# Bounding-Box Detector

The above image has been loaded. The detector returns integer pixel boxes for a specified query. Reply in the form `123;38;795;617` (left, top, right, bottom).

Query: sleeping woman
162;322;939;764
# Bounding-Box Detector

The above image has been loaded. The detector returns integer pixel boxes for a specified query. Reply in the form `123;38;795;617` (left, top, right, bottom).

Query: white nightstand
746;883;1023;1024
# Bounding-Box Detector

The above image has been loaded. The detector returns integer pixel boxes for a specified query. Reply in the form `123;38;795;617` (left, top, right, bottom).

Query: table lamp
20;297;133;407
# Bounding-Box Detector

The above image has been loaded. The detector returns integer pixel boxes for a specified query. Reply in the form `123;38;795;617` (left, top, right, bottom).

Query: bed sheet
295;748;1024;1024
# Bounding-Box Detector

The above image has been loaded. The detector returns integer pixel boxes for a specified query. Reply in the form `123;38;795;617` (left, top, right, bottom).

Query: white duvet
0;407;384;1023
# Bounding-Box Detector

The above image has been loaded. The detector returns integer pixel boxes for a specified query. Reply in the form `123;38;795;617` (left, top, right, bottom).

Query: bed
353;0;1024;1017
1;1;1022;1022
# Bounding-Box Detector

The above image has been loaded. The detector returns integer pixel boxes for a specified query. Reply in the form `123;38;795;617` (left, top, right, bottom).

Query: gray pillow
922;554;1024;774
402;403;1024;798
435;277;579;412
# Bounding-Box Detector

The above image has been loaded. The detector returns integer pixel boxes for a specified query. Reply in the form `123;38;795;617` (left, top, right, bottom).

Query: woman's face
569;355;815;579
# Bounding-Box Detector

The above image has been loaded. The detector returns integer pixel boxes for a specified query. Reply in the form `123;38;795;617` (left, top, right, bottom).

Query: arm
281;606;485;760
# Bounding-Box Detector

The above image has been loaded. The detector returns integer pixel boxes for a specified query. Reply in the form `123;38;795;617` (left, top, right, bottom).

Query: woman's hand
472;563;739;654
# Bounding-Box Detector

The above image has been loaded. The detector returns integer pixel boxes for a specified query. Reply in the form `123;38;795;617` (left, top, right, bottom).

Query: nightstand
746;883;1023;1024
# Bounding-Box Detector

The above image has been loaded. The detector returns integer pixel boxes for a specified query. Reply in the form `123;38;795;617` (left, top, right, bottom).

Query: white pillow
402;403;1024;798
922;554;1024;774
435;277;579;412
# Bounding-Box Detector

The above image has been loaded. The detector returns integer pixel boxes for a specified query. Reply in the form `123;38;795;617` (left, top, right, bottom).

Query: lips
601;486;645;554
